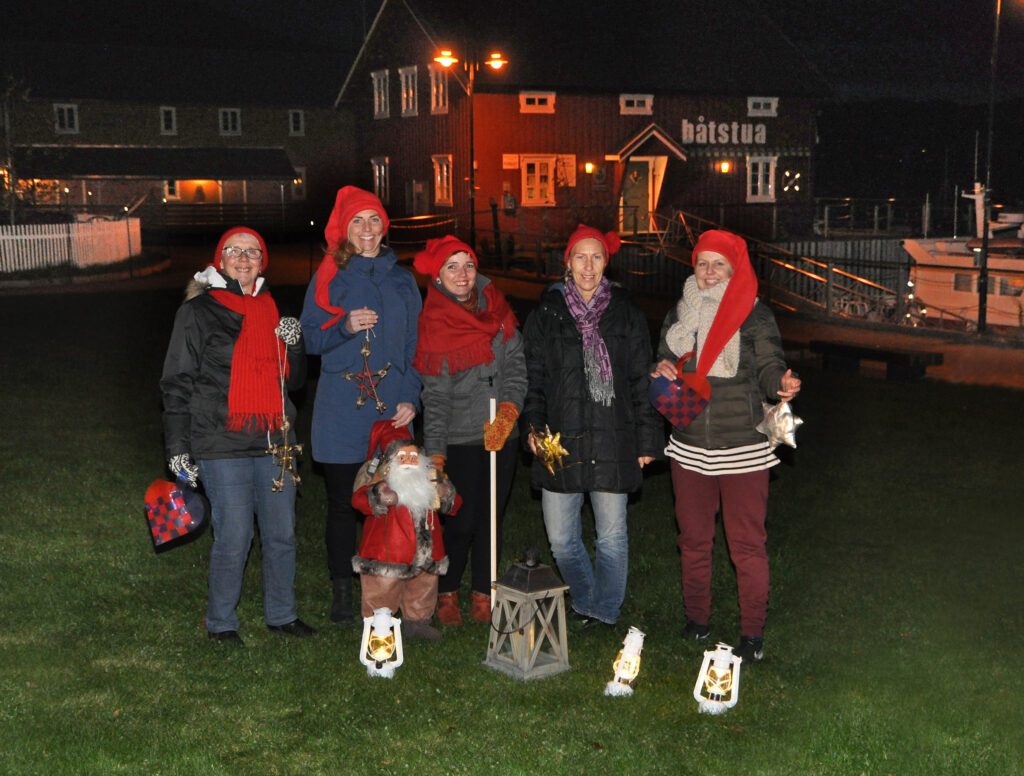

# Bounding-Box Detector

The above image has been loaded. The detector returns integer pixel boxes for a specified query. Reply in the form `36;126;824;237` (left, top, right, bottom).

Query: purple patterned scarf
564;277;615;406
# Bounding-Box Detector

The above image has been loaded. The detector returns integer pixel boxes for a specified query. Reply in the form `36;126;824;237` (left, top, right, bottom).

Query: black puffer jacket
656;300;786;449
523;283;663;493
161;278;305;460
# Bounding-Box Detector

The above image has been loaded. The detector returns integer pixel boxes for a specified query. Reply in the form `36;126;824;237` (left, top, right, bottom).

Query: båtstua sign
681;117;767;145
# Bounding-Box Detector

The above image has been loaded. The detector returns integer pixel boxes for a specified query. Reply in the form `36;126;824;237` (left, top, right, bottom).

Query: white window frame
53;103;79;134
432;154;453;206
429;64;449;115
619;94;653;115
164;180;180;200
371;157;390;204
291;166;306;201
747;96;778;117
520;154;558;207
399;66;418;117
372;70;390;119
519;91;556;114
288;109;305;136
219;108;241;136
159;106;177;136
746;155;778;203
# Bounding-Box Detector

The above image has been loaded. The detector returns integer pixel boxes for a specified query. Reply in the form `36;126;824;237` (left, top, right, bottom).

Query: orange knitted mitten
483;402;520;452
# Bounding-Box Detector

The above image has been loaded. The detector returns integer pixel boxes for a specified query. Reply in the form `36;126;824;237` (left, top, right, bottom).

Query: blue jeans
541;489;628;625
199;456;298;632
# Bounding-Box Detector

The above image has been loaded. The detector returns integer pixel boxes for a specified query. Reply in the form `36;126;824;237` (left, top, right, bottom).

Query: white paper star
756;401;803;451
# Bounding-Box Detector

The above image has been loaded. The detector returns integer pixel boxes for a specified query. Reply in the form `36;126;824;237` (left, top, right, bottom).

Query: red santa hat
213;226;269;270
323;185;389;251
366;420;414;461
563;224;621;265
690;229;758;378
413;235;476;280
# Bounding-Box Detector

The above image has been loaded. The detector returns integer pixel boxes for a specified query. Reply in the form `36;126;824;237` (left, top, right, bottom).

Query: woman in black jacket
160;227;312;644
522;225;663;627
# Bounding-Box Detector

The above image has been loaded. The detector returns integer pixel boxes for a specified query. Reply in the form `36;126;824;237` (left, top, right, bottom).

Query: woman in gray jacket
412;236;527;625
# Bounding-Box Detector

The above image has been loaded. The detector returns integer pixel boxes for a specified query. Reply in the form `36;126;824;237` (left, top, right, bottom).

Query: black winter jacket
160;278;306;460
523;283;663;493
656;300;787;449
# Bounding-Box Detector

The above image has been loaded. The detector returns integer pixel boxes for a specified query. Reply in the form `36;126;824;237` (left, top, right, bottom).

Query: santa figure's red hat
366;420;413;461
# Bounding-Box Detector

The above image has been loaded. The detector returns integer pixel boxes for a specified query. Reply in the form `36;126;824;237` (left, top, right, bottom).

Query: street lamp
978;0;1003;333
433;48;508;251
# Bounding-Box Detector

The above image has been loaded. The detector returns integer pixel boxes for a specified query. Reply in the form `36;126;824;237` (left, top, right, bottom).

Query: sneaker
734;635;764;662
681;620;710;641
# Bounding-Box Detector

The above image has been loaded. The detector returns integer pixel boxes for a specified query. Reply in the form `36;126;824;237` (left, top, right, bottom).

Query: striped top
665;438;779;475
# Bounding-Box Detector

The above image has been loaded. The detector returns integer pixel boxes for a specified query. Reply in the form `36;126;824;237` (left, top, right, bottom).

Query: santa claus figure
352;421;461;641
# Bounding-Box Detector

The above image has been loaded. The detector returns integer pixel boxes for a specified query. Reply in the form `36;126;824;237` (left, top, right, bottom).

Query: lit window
519;91;555;114
429;65;448;115
160;106;177;136
745;155;777;203
747;97;778;117
291;166;306;201
371;157;390;204
399;66;418;117
953;273;973;292
520;155;558;206
54;103;79;134
1000;278;1023;297
372;70;390;119
219;108;241;136
432;154;453;206
164;180;179;200
289;110;305;136
619;94;653;116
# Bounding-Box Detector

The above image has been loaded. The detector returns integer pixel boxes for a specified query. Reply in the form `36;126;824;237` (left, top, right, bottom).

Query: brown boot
471;591;492;624
435;592;462;626
403;619;442;641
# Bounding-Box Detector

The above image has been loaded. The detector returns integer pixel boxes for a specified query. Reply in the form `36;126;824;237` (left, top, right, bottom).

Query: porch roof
13;146;298;181
606;123;688;163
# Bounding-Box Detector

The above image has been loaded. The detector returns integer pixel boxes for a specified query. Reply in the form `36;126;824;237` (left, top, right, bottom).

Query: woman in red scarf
652;229;801;663
413;236;526;625
160;227;312;644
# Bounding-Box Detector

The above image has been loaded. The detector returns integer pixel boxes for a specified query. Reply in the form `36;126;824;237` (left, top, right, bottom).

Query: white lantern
359;607;404;678
693;642;742;714
604;626;645;696
485;552;570;680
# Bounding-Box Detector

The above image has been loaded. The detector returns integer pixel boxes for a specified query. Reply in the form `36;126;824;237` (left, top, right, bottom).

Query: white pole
489;397;497;609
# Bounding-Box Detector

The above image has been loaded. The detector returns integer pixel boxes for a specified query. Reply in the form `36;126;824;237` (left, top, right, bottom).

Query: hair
458;286;479;313
327;241;358;270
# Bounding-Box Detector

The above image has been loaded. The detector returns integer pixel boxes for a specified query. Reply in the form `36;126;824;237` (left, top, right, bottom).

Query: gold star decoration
756;401;803;452
532;424;570;476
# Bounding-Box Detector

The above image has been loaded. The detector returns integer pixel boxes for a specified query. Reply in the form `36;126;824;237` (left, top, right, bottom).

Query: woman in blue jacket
300;186;422;623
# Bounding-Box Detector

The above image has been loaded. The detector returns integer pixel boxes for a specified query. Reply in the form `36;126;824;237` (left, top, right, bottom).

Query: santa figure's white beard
386;460;435;515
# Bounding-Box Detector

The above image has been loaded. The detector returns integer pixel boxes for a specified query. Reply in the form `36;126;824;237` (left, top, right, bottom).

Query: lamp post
434;49;507;251
977;0;1003;333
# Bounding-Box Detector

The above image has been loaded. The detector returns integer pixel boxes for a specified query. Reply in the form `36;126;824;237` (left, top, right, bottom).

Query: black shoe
208;630;244;644
268;618;316;637
330;577;354;623
681;620;711;641
734;635;764;662
581;617;615;630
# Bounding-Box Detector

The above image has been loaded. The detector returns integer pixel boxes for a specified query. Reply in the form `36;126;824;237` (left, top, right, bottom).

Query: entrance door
405;179;428;216
619;159;651;234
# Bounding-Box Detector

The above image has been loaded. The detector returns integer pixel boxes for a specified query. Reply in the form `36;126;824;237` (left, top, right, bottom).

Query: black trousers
439;442;518;595
322;462;362;580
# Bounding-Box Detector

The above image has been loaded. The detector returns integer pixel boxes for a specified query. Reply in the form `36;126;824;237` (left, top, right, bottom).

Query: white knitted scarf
664;275;740;378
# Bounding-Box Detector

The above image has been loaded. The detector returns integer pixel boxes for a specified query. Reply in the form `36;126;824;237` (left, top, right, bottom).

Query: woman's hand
392;402;416;428
651;359;678;380
638;455;654;469
344;307;379;334
777;369;802;401
527;430;538;455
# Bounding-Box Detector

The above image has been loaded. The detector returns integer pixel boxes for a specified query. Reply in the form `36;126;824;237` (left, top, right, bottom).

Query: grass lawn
1;285;1022;775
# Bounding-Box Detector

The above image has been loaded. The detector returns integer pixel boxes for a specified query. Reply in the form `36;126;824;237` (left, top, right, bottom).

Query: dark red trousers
670;462;770;637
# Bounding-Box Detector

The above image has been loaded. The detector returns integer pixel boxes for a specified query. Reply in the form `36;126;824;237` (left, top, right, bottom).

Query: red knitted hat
414;235;476;280
564;224;622;265
213;226;269;270
690;229;758;378
323;186;389;251
366;420;413;460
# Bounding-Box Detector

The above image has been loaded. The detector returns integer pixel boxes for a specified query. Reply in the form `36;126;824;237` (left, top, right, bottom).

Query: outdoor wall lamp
717;160;732;174
359;607;404;678
693;643;742;714
584;161;595;174
604;626;645;696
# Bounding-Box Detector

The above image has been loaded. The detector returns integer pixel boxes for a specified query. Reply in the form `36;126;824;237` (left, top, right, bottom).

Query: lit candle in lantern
693;643;742;714
359;607;404;678
604;626;645;696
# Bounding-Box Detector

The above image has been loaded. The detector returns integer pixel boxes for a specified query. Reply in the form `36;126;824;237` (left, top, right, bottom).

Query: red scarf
413;282;518;376
209;288;288;432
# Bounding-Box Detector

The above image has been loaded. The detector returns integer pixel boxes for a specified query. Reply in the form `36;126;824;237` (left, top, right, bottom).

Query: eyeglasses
222;246;263;259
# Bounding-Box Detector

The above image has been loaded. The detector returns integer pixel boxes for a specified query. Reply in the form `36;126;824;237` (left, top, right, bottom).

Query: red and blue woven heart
648;353;711;429
144;479;207;550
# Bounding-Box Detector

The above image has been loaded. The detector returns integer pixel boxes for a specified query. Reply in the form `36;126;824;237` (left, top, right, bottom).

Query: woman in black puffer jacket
523;225;663;627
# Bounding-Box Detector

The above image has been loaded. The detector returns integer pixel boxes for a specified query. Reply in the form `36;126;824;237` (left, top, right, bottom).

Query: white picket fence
0;219;142;273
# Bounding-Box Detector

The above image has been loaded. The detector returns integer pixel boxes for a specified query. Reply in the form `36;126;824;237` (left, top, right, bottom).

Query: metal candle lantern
484;550;570;681
359;607;404;679
693;642;742;714
604;626;645;696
